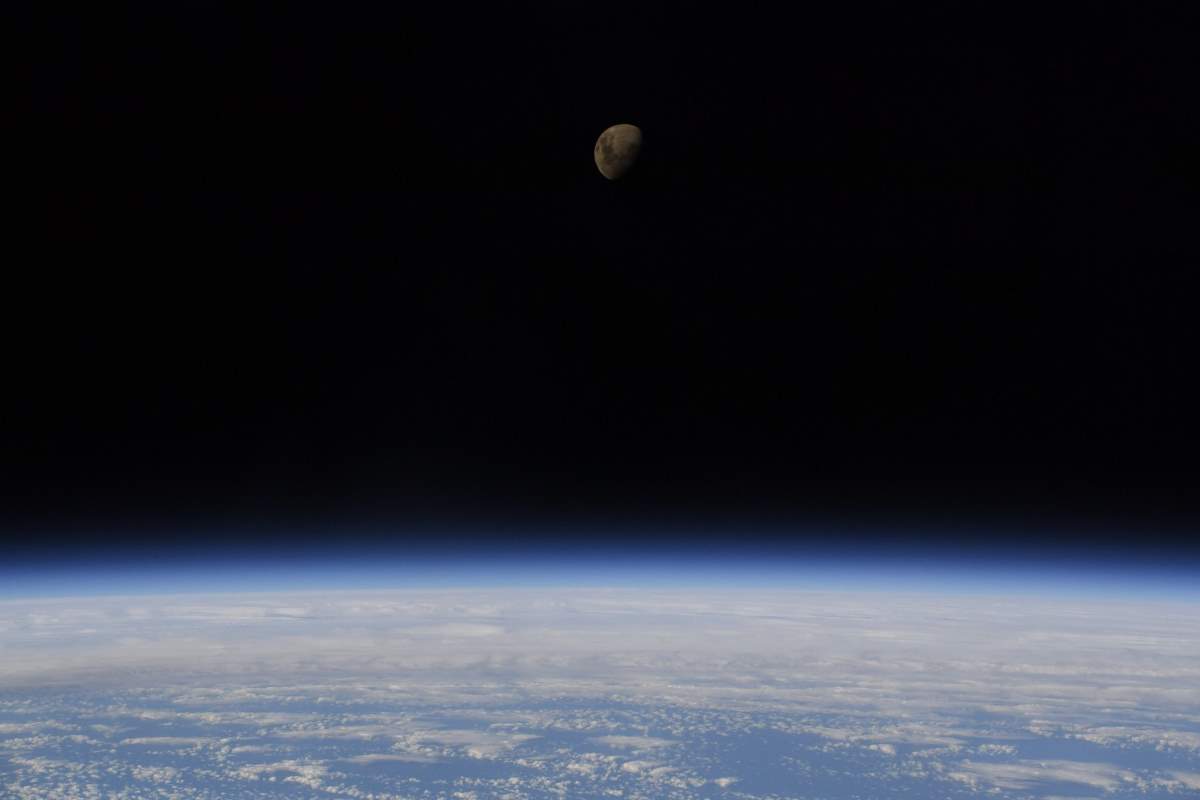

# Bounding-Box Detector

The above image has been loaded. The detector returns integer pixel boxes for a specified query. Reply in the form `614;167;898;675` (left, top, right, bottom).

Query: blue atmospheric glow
1;536;1196;600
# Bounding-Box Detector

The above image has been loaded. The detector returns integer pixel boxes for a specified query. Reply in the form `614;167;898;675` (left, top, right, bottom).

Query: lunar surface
594;123;642;180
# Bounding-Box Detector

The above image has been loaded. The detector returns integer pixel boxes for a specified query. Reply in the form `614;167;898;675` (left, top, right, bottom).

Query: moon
594;123;642;180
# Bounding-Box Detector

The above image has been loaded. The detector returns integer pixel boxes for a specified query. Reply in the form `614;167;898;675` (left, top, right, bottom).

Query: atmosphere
2;536;1196;601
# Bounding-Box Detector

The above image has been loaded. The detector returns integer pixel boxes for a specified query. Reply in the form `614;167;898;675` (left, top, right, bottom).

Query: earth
2;588;1199;798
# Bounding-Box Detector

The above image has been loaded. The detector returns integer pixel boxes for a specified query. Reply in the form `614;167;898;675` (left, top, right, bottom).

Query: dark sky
10;6;1199;562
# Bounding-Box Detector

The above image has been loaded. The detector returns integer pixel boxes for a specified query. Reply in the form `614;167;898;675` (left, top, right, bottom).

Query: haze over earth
8;5;1199;799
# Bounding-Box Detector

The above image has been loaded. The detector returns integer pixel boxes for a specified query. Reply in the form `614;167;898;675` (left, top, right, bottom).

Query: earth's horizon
3;584;1199;798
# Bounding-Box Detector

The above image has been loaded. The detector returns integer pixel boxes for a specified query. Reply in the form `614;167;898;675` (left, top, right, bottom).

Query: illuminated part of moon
594;123;642;180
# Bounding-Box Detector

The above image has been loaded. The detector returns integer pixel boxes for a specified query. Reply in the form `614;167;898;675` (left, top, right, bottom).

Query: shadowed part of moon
594;124;642;180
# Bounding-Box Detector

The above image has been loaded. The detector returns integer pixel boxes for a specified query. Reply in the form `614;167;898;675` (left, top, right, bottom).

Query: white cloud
119;736;214;747
130;765;179;782
235;759;329;786
400;729;540;759
1163;770;1200;789
590;735;677;750
2;588;1200;798
422;623;505;638
946;759;1139;792
339;753;437;765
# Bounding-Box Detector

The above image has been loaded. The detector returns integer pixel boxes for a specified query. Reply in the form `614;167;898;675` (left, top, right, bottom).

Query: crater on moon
594;123;642;180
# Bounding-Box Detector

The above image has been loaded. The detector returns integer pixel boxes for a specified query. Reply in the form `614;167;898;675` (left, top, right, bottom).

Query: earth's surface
2;588;1199;798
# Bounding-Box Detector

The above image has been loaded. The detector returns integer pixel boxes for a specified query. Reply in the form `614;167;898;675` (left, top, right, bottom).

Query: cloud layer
2;588;1199;798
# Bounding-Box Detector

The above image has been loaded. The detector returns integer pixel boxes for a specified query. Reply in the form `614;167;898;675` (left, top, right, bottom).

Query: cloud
421;623;505;638
130;765;179;782
1065;725;1200;753
946;759;1139;792
339;753;438;765
119;736;214;747
2;588;1200;798
590;735;678;751
234;760;331;792
402;729;540;759
1163;771;1200;790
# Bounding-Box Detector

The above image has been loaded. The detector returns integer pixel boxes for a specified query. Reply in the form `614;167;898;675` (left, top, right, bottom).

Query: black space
9;6;1200;558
